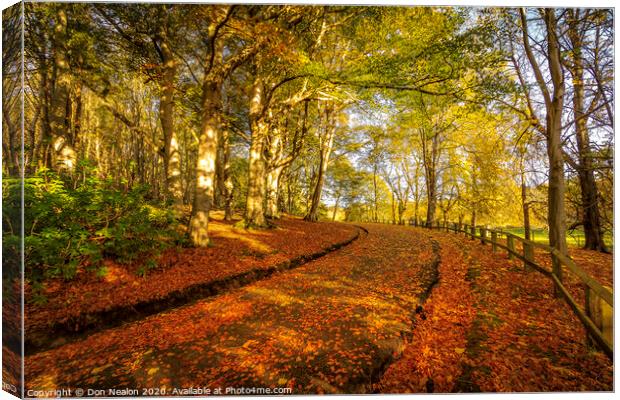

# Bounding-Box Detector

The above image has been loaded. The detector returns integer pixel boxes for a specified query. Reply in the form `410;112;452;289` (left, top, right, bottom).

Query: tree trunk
425;182;436;227
391;192;396;224
71;81;82;156
398;200;406;225
244;77;268;227
265;166;284;219
373;165;378;222
567;12;608;252
422;130;439;228
50;7;76;172
544;9;568;263
304;146;330;222
332;194;340;221
159;39;182;203
265;130;284;219
519;8;568;290
215;131;226;209
222;128;234;221
305;106;335;222
521;167;531;241
189;78;221;246
168;131;183;205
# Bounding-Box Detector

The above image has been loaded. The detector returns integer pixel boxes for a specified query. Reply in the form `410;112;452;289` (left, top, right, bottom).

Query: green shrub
2;169;180;283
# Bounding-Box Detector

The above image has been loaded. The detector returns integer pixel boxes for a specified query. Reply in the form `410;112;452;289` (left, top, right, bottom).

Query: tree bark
264;129;284;219
221;127;234;221
265;166;284;219
566;11;608;252
372;165;378;222
543;9;568;265
189;78;221;246
391;192;396;224
244;74;269;227
521;161;531;241
215;130;226;209
50;7;76;172
332;194;340;221
422;127;440;228
519;8;568;280
158;36;182;203
424;158;437;227
398;200;406;225
305;105;335;222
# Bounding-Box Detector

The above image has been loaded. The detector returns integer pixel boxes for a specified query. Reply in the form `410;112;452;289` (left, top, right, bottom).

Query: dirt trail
26;224;439;395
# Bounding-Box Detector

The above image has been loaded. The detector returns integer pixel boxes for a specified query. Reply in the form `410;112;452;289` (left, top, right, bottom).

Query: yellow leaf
91;363;113;375
147;367;159;375
454;347;466;354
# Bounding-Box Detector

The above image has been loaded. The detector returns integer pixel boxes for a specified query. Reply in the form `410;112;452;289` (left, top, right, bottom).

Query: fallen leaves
24;224;611;394
377;229;612;393
376;232;476;393
25;223;440;395
25;216;358;341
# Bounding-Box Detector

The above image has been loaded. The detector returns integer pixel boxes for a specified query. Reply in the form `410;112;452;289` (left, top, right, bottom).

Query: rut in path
26;224;440;395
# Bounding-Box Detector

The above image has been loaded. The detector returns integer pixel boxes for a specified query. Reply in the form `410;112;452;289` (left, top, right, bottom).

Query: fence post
470;225;476;239
523;241;534;271
585;286;593;347
480;227;487;244
491;231;497;252
585;285;613;348
507;235;515;260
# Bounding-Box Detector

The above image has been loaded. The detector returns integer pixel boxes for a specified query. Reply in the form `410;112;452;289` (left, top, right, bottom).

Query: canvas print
1;1;614;397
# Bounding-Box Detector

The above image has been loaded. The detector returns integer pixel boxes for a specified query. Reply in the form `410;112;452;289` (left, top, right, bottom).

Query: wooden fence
368;218;613;359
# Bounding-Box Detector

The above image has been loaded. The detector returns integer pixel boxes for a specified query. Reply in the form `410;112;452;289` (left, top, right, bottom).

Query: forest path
377;230;613;393
26;224;440;395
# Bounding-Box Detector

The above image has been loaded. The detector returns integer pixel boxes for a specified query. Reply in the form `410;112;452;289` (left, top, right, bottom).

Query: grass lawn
500;227;613;250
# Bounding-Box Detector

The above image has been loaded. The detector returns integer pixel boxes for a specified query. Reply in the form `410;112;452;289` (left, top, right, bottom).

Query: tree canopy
2;4;614;284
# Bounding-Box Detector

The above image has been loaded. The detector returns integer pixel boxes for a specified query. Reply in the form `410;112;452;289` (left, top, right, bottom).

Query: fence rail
366;218;613;359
